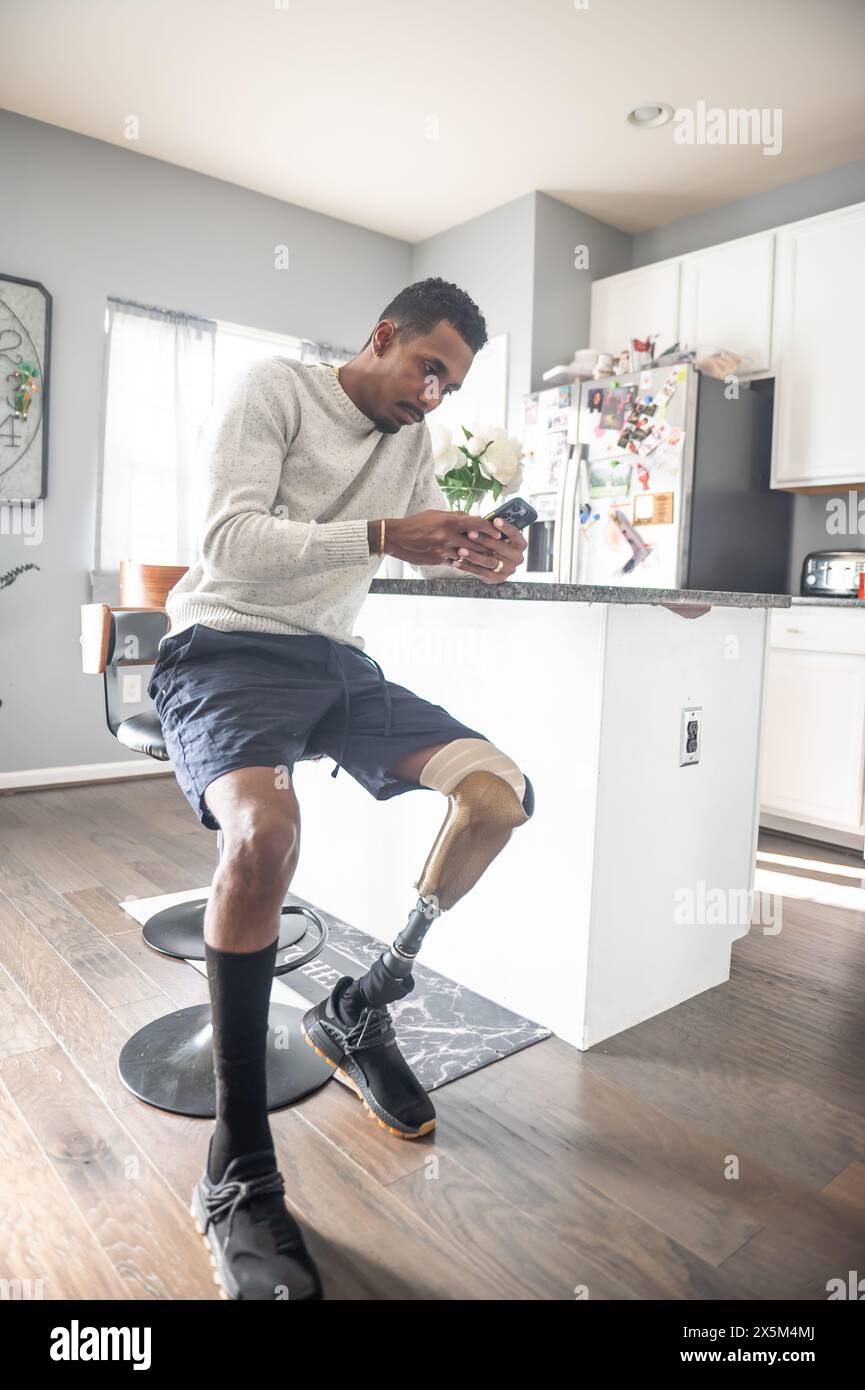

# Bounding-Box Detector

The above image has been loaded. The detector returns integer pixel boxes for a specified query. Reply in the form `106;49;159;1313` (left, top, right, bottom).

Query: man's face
370;319;475;435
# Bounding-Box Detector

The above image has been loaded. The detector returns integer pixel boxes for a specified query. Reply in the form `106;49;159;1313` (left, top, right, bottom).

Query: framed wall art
0;273;51;501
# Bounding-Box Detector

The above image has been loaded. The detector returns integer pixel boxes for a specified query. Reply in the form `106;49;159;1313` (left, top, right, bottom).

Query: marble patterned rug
121;886;550;1092
276;891;551;1091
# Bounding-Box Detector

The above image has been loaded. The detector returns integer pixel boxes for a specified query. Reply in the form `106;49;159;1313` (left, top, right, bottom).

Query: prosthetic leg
345;739;535;1013
300;740;534;1136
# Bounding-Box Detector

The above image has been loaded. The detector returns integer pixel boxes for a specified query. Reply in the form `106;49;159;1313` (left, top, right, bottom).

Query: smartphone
482;495;539;530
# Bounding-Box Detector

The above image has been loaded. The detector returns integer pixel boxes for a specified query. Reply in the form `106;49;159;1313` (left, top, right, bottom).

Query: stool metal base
142;899;308;960
117;1002;333;1117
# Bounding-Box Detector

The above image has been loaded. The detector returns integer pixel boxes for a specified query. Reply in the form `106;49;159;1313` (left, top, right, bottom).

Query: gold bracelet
379;518;386;556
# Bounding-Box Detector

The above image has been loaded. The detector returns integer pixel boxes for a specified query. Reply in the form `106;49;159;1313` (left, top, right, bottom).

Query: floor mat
121;886;551;1091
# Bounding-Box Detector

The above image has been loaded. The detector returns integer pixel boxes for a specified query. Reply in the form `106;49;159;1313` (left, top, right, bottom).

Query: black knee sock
337;956;415;1025
206;936;278;1184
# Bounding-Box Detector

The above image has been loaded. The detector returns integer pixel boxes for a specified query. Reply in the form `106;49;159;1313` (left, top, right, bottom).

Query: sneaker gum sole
300;1024;436;1140
190;1203;232;1300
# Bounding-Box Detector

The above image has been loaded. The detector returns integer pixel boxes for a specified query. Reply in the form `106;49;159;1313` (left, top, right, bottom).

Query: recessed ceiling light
627;103;674;129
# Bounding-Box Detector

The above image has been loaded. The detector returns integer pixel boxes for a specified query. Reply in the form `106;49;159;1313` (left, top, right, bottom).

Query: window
91;298;353;602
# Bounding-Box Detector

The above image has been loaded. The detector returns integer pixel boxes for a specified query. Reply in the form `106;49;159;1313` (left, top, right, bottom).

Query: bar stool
80;601;333;1116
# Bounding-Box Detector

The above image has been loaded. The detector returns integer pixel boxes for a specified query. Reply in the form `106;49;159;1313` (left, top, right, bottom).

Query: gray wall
0;108;411;776
412;193;537;436
632;156;865;592
633;155;865;266
412;190;633;429
531;192;632;391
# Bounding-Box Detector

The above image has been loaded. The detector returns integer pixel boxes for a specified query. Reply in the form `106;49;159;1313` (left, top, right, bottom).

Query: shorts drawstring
322;638;392;780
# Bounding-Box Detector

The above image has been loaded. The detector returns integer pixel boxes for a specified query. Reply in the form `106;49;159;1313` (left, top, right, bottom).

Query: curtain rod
107;295;218;329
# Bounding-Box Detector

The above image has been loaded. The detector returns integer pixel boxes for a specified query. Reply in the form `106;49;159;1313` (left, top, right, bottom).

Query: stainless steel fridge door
577;366;693;588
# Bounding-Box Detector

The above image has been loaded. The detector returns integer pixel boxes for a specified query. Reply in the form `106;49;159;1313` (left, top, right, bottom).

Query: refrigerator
517;382;581;583
519;365;793;593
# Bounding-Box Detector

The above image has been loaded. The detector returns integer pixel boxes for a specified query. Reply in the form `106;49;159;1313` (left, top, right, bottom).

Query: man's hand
379;511;528;584
448;515;528;583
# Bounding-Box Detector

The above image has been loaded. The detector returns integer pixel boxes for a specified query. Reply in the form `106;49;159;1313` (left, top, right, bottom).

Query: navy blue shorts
146;624;490;832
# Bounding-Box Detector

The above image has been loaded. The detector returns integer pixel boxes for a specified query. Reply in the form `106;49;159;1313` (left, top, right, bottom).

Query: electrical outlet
680;706;701;766
122;673;142;705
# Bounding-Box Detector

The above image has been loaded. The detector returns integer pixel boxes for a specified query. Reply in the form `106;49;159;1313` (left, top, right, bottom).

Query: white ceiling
5;0;865;242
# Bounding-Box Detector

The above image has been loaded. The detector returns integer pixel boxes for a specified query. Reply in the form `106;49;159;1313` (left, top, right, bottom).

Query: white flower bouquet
428;419;524;514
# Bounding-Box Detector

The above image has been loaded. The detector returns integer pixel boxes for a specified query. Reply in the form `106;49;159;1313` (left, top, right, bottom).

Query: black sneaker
300;977;436;1140
190;1144;323;1301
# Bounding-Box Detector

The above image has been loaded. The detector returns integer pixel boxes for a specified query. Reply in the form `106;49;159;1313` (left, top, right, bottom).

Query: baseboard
0;760;174;793
760;811;865;853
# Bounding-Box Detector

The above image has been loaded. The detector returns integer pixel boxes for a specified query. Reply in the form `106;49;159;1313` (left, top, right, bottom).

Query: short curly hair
363;276;488;356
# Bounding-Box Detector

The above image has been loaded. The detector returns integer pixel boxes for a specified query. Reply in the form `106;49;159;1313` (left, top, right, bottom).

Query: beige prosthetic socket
413;739;531;912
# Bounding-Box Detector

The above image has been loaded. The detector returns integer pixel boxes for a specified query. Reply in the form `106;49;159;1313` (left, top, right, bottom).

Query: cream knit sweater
163;355;456;653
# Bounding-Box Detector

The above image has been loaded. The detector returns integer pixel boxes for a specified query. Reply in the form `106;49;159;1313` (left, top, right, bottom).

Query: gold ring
494;558;504;572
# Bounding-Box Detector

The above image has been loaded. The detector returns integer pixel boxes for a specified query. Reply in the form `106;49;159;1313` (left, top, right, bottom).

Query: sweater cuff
320;519;372;567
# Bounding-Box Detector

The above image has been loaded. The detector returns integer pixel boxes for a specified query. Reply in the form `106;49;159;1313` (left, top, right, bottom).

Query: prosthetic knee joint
381;739;534;987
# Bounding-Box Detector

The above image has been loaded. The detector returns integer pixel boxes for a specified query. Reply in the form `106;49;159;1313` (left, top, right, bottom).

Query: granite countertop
792;594;865;608
368;577;791;609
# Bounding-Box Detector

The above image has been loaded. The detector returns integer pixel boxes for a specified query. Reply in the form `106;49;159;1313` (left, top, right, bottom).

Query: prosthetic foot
300;977;436;1139
301;740;535;1139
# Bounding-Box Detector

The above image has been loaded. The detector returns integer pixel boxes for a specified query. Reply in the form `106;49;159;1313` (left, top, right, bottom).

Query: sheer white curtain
91;301;358;602
91;299;217;602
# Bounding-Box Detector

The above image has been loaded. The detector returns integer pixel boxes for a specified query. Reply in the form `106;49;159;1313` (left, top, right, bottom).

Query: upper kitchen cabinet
771;202;865;489
590;260;680;359
678;233;775;372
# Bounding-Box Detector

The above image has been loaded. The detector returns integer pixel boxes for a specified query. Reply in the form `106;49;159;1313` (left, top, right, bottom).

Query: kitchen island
290;578;791;1050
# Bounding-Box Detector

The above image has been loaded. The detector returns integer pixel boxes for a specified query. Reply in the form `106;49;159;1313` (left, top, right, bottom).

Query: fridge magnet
637;427;663;459
599;383;637;431
611;508;654;574
546;410;571;433
590;458;632;498
0;273;51;501
642;422;683;461
604;510;630;552
638;417;684;460
543;429;570;488
654;369;681;412
586;386;604;413
632;491;675;526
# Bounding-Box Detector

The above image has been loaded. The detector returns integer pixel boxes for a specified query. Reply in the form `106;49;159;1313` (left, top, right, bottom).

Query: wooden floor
0;776;863;1300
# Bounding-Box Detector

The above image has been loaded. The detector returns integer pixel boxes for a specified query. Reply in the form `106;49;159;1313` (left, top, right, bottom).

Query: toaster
801;549;865;597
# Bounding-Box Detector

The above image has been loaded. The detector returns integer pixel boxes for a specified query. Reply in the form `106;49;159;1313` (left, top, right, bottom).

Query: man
148;277;532;1301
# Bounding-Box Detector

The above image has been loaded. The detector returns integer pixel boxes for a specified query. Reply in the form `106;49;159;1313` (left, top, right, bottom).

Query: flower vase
450;488;490;517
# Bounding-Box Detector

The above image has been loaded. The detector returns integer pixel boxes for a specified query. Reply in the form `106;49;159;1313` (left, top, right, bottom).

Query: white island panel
291;593;607;1036
291;589;773;1051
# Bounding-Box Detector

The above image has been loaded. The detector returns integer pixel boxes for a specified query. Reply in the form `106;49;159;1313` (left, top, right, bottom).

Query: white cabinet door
771;204;865;488
590;261;680;358
679;234;774;371
760;647;865;831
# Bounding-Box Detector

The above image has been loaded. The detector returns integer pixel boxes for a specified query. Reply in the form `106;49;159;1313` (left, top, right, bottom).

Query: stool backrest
81;604;168;738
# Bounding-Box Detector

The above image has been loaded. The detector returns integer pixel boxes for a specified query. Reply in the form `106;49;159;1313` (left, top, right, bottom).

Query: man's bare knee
222;816;298;898
205;767;300;897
